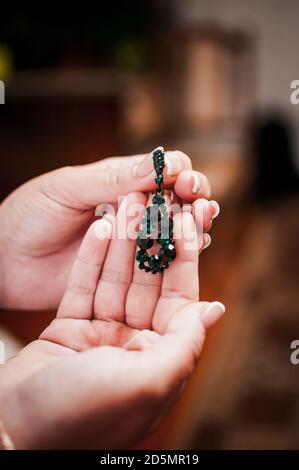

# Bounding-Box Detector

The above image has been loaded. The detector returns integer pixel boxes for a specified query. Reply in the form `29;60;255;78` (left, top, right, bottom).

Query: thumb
142;301;226;393
43;150;192;209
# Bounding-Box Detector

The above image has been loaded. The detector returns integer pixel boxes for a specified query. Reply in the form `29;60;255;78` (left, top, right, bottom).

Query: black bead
137;236;153;250
136;250;148;263
152;194;165;205
158;237;173;247
160;243;176;261
138;263;145;270
148;254;161;269
145;266;151;273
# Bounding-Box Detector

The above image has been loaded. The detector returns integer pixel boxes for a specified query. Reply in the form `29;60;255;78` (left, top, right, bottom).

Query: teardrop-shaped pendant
136;147;176;274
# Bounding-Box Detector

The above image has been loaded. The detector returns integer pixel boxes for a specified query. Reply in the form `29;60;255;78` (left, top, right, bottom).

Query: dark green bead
153;149;163;158
158;237;173;247
137;236;153;250
155;175;163;185
162;261;169;269
145;266;151;273
135;250;148;263
160;243;176;261
148;254;161;269
152;194;165;205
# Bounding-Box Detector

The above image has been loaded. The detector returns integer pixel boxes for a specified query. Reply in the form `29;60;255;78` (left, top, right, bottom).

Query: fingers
174;170;211;202
47;150;193;209
57;218;112;319
94;192;146;322
192;198;220;235
153;210;200;334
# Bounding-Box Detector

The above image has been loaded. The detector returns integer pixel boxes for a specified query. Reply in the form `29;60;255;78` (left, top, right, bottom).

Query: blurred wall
175;0;299;161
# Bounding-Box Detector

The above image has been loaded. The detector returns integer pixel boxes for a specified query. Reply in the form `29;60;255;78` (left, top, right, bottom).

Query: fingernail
194;198;209;210
134;153;154;178
94;218;113;240
210;200;220;219
201;301;226;325
165;153;181;176
191;172;200;194
202;233;211;250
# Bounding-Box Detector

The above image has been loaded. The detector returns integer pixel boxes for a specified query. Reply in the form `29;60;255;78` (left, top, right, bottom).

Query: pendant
136;147;176;274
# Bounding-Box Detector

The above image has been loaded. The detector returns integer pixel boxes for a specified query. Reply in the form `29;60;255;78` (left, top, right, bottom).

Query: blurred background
1;0;299;449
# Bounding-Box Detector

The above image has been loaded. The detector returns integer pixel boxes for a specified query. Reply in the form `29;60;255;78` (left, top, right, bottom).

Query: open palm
0;192;224;449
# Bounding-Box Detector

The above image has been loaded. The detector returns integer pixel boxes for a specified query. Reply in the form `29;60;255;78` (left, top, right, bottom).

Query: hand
0;192;224;449
0;151;214;310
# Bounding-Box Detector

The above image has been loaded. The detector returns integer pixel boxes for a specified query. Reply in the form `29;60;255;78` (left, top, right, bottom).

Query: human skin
0;192;225;449
0;150;217;311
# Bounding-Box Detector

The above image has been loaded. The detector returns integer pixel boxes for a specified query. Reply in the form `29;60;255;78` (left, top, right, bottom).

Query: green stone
152;194;165;205
137;236;153;250
136;250;148;263
148;254;161;269
158;237;173;247
155;175;163;185
160;244;176;261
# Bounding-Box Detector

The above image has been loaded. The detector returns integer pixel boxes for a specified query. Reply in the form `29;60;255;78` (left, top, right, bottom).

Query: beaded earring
136;147;176;274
